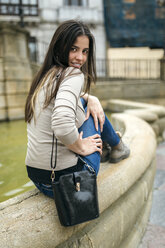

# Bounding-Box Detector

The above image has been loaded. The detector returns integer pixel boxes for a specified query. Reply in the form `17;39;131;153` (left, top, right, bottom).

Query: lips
71;62;82;68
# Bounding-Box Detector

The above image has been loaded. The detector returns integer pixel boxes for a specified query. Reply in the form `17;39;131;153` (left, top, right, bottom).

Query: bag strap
77;154;96;174
50;71;96;181
50;132;96;182
51;133;57;182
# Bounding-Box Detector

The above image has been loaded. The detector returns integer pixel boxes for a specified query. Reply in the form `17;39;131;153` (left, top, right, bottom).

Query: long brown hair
25;20;96;123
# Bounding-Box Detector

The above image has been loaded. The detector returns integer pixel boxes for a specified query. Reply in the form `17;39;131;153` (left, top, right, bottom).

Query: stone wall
160;58;165;81
91;79;165;103
1;100;164;248
0;23;33;121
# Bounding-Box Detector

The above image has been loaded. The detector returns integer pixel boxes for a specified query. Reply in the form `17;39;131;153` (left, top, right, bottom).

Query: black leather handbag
50;134;99;226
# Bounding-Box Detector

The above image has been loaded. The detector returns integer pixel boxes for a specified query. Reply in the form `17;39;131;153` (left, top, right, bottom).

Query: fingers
93;137;102;151
80;135;103;156
79;131;83;140
92;112;105;132
93;138;102;145
91;138;102;155
93;114;98;132
98;110;105;131
96;147;102;155
85;108;90;121
86;96;105;132
90;133;101;139
86;135;102;144
99;117;105;132
96;140;102;150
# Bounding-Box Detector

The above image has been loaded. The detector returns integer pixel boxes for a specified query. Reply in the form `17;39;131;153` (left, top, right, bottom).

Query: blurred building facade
0;0;106;65
0;1;165;122
104;0;165;49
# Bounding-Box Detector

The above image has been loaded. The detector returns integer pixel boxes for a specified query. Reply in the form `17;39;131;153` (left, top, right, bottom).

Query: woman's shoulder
59;67;84;92
64;67;84;79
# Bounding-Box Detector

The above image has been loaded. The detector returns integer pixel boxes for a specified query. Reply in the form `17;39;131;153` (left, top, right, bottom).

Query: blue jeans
34;98;120;198
79;98;120;175
34;182;54;198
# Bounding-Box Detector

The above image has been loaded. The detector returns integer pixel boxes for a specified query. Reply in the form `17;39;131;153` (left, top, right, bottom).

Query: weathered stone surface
139;141;165;247
150;117;165;138
0;82;4;93
138;223;165;248
160;58;165;81
8;107;25;120
31;62;40;77
0;24;33;121
7;94;27;107
91;80;165;101
150;107;165;118
107;99;165;119
0;109;6;120
0;190;87;248
119;192;153;248
137;98;165;107
0;95;6;108
0;23;29;58
6;81;31;94
0;59;4;80
155;117;165;134
124;109;158;122
150;123;160;137
0;113;157;248
150;190;165;227
4;60;32;81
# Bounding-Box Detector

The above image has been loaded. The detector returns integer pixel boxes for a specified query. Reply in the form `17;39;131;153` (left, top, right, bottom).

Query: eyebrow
72;45;89;50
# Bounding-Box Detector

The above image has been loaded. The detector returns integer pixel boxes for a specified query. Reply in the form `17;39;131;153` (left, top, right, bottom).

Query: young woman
25;20;130;198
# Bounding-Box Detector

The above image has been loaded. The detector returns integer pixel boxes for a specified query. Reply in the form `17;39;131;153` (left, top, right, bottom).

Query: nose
75;52;83;61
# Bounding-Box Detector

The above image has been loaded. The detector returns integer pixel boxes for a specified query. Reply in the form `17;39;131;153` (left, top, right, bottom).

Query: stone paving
138;141;165;248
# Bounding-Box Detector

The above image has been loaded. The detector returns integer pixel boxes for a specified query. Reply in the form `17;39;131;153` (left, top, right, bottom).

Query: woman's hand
67;132;102;156
85;95;105;132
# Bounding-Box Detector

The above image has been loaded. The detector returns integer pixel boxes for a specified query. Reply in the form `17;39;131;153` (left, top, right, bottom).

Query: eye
71;47;77;52
83;49;89;55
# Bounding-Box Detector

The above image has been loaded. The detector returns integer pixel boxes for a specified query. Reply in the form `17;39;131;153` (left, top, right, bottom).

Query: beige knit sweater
25;68;86;171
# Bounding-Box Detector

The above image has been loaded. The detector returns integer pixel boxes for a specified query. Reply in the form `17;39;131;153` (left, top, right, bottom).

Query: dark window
28;36;37;62
156;0;165;18
0;0;38;16
156;0;165;7
123;0;136;20
64;0;88;6
155;7;165;18
104;0;165;48
123;10;136;19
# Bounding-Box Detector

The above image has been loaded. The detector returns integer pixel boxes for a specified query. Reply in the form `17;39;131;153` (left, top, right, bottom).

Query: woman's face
68;35;89;69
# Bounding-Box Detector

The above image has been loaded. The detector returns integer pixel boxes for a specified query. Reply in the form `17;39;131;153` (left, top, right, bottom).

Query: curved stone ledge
0;113;157;248
107;99;165;142
107;99;165;118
